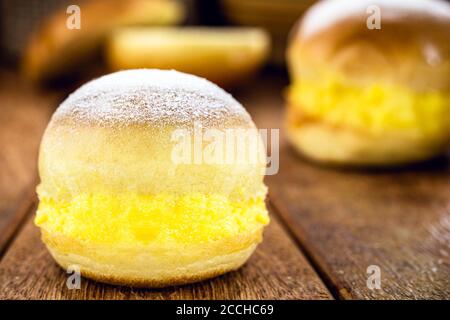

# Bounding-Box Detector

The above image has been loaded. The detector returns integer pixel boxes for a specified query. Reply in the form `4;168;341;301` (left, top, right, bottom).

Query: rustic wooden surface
0;202;331;300
0;71;60;255
268;147;450;299
244;75;450;300
0;70;449;300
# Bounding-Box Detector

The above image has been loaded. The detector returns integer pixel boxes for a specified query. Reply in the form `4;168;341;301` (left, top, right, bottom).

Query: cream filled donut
286;0;450;166
35;69;269;287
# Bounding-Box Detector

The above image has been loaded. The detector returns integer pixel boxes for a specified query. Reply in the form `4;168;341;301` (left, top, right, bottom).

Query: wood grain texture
269;150;450;299
268;148;450;299
248;76;450;300
0;202;332;300
0;71;60;255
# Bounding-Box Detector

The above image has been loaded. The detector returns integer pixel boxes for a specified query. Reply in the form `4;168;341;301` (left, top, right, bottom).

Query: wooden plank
0;71;60;255
268;140;450;300
0;202;332;300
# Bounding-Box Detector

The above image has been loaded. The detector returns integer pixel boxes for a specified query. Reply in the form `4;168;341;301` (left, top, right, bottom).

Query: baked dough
35;69;269;287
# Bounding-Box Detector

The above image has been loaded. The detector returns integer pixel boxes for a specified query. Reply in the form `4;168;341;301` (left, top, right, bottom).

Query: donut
106;27;270;88
35;69;269;287
286;0;450;166
22;0;184;83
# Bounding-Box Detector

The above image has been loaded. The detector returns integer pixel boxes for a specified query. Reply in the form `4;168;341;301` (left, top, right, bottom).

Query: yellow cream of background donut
35;69;269;287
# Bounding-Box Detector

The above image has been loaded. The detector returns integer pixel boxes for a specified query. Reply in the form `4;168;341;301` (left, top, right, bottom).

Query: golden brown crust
288;0;450;91
285;0;450;166
53;252;250;288
44;229;260;288
286;110;449;166
73;268;238;288
39;70;267;199
22;0;184;82
105;27;270;88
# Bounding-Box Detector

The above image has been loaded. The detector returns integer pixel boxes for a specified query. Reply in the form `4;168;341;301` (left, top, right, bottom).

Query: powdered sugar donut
35;69;269;287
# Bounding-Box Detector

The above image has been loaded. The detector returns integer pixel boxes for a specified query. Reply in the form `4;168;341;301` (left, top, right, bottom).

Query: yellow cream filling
288;77;450;138
35;193;269;245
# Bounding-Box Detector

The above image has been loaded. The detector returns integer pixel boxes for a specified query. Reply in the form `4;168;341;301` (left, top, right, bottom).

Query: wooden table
0;70;448;300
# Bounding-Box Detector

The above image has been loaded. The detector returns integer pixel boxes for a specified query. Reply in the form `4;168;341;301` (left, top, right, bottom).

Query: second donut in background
106;27;270;88
286;0;450;166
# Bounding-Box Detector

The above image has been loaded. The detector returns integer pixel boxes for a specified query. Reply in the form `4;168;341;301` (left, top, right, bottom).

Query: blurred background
0;0;317;88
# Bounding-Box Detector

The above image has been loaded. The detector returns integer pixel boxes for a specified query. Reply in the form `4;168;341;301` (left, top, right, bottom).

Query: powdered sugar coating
300;0;450;39
53;69;253;128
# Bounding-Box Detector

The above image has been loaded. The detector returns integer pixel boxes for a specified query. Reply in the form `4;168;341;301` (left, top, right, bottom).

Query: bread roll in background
22;0;184;83
106;27;270;88
35;69;269;287
286;0;450;166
